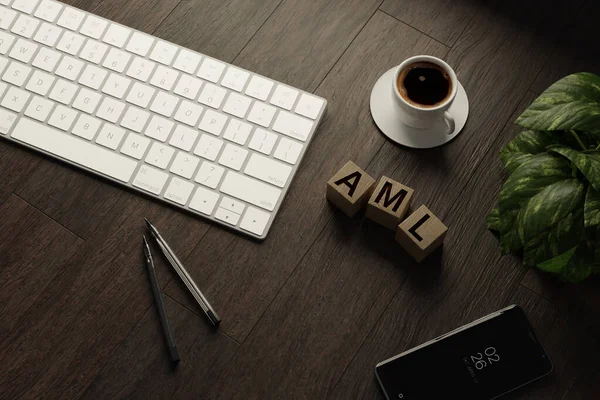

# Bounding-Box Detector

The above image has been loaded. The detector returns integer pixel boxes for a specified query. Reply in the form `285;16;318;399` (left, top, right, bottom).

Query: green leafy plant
487;72;600;283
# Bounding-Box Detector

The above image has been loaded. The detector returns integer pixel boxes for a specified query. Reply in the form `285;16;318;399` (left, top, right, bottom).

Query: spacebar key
220;171;281;211
11;118;137;183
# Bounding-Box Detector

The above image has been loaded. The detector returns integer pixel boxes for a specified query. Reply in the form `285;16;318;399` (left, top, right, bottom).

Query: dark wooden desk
1;0;599;399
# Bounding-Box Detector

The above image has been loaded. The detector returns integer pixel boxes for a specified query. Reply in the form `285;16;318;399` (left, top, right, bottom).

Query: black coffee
397;62;451;108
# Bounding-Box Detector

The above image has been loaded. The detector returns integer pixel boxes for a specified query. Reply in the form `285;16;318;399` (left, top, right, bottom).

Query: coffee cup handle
444;111;455;135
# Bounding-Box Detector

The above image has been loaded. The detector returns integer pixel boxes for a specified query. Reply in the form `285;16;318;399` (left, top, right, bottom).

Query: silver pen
145;219;221;326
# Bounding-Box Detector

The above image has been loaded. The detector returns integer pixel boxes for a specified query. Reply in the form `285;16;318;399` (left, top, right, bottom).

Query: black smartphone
375;305;552;400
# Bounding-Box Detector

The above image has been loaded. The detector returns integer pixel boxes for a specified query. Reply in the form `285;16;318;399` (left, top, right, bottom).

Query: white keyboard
0;0;326;239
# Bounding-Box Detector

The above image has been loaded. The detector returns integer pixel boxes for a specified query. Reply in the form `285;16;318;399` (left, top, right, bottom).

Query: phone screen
375;306;552;400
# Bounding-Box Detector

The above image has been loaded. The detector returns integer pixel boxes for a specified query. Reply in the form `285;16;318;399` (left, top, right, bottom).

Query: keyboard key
24;95;54;122
218;143;248;171
133;164;168;195
189;186;219;215
57;7;85;31
1;86;29;112
49;79;77;104
2;61;31;86
244;153;291;188
197;82;226;109
47;104;77;130
174;74;203;100
247;101;276;128
72;114;102;140
174;100;203;127
145;142;174;169
34;0;63;23
150;91;179;117
194;161;224;189
125;31;154;57
0;56;6;74
220;171;281;211
55;56;83;80
12;118;137;182
120;106;149;132
245;75;273;101
294;93;324;119
223;119;252;145
273;137;303;165
170;151;200;179
220;196;245;215
198;108;227;136
0;7;17;30
12;0;39;14
72;87;101;113
79;39;108;64
102;73;131;99
80;15;107;39
248;128;277;155
240;206;270;236
0;107;17;134
169;124;198;151
56;31;85;55
272;110;313;141
120;132;150;160
222;92;251;118
102;48;131;73
144;115;173;142
102;23;131;48
126;81;155;108
270;84;298;110
150;64;179;91
127;56;156;82
0;31;15;54
33;22;62;46
95;124;125;150
9;38;38;63
215;207;240;226
221;66;249;92
26;70;55;95
149;40;177;65
96;97;125;123
197;58;225;82
78;64;107;89
194;134;223;161
11;14;39;38
32;46;60;71
173;49;201;74
164;177;194;205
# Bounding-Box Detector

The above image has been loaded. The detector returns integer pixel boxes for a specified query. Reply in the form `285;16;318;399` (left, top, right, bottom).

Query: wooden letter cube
366;176;414;230
326;161;375;217
396;205;448;262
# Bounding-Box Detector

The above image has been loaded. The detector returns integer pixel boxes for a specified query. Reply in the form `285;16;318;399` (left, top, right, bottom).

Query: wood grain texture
153;0;282;62
0;145;38;207
164;10;448;344
81;296;239;400
328;91;539;399
380;0;480;46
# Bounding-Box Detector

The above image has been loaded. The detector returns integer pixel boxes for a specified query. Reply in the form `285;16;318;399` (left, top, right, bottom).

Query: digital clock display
376;306;552;400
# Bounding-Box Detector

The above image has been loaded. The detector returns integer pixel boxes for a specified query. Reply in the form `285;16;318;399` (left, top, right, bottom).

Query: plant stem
570;130;586;150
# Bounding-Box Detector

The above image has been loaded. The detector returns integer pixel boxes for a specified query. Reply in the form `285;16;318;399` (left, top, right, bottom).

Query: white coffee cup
393;55;457;134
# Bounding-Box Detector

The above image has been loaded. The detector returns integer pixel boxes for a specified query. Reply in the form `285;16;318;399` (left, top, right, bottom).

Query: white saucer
370;67;469;149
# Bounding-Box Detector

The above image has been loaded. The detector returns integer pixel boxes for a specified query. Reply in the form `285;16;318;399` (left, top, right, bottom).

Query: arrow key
215;207;240;226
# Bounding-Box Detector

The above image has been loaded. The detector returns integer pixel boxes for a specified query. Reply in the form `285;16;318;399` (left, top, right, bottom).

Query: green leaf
523;209;584;266
486;207;501;231
516;73;600;134
560;244;594;283
537;246;578;273
498;153;571;214
584;186;600;227
517;179;585;243
548;146;600;190
500;130;569;173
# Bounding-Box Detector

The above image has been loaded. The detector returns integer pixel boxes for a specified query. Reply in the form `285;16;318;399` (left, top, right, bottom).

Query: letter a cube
366;176;414;230
326;161;375;217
